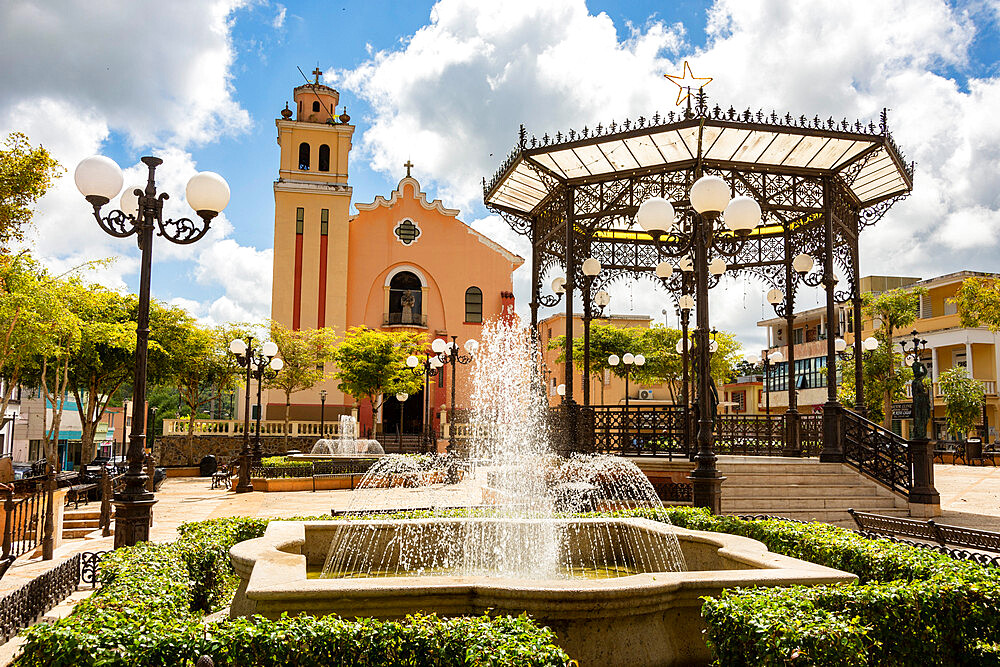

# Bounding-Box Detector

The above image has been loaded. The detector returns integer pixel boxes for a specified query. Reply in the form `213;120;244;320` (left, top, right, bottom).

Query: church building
267;73;523;436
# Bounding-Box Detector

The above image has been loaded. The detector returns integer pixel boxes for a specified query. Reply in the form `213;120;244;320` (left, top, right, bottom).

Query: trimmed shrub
16;515;571;667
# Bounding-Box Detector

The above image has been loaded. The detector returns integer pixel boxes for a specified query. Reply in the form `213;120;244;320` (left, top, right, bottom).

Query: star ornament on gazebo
664;61;713;106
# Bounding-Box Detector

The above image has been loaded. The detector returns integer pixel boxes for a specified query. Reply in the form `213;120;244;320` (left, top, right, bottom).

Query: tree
166;318;241;464
330;327;425;431
938;366;985;441
18;270;80;469
0;254;51;432
863;287;926;428
547;323;741;404
0;132;63;251
837;340;913;424
953;277;1000;331
265;321;339;446
63;281;137;463
548;324;640;403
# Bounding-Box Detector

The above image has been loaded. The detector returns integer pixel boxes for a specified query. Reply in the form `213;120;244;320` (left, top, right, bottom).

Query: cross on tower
404;160;414;178
312;67;322;84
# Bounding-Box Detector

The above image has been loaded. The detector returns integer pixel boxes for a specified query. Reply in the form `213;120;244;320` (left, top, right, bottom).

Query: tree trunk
187;409;197;466
284;393;291;449
883;324;894;430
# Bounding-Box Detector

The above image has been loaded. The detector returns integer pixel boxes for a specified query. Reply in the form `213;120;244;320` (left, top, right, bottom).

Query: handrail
2;483;49;562
161;418;347;437
840;408;912;496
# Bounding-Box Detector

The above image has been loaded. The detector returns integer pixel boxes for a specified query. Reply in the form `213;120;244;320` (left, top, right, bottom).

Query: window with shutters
320;209;329;235
295;208;304;234
919;293;933;319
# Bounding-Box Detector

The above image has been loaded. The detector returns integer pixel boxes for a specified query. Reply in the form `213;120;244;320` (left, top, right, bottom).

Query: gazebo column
561;186;579;452
529;218;540;332
782;233;800;457
821;187;846;462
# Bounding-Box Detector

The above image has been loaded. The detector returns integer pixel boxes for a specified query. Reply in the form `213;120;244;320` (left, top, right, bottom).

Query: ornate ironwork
0;553;81;643
591;405;688;458
841;409;912;495
80;550;109;587
714;414;787;456
2;484;48;561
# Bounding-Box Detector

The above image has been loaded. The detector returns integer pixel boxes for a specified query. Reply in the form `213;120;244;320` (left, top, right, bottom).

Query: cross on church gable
312;67;323;83
404;160;414;178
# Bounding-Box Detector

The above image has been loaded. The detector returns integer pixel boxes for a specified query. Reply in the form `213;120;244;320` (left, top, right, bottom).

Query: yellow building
267;73;523;434
759;271;1000;441
538;313;681;407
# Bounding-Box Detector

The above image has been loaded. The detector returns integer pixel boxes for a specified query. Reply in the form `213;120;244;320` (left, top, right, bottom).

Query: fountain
231;317;855;666
308;415;385;456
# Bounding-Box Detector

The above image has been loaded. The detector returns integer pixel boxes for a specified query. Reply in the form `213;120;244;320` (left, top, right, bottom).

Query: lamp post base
233;455;254;494
113;496;157;548
688;474;726;514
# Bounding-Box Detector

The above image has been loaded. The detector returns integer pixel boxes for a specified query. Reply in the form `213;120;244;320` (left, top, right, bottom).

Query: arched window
465;287;483;323
318;144;330;172
298;142;310;170
388;271;423;325
312;101;320;112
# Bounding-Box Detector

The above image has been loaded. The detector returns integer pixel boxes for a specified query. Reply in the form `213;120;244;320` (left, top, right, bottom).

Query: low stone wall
153;435;318;467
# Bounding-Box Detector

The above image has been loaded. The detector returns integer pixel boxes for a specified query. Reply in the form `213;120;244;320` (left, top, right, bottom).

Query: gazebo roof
484;104;913;216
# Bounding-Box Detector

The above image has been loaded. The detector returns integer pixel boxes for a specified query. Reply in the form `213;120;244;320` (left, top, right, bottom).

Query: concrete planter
230;519;855;666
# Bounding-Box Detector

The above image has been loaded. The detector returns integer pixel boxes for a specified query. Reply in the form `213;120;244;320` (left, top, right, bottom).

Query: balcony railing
383;312;427;327
904;379;997;398
161;418;347;437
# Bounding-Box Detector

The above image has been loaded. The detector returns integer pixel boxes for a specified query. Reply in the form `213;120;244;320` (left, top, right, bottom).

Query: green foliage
861;288;925;427
330;327;425;412
547;323;741;403
259;455;312;469
265;321;339;442
953;277;1000;331
16;515;571;667
837;329;913;423
938;366;985;440
0;132;63;250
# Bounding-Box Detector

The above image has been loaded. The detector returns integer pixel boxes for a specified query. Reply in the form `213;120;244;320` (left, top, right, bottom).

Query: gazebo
484;91;921;512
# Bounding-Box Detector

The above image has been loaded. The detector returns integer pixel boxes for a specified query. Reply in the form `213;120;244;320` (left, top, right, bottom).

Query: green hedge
260;456;312;469
16;515;571;667
625;507;1000;666
18;508;1000;666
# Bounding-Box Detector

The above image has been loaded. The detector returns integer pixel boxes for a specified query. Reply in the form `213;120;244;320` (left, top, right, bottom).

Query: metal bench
66;482;98;508
849;509;1000;553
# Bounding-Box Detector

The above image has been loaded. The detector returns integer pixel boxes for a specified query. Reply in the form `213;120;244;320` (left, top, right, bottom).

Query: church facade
267;76;523;435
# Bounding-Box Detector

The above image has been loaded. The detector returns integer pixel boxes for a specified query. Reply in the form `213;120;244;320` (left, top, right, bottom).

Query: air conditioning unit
638;389;654;400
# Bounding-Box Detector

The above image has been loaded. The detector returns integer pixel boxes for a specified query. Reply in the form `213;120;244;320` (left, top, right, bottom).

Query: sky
2;0;1000;356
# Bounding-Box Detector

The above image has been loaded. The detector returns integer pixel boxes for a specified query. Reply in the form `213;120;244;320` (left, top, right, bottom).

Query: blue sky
2;0;1000;351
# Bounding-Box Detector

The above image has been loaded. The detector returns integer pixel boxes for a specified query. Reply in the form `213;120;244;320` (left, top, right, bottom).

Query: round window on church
394;218;421;246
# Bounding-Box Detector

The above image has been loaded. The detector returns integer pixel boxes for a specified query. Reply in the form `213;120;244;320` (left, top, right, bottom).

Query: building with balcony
758;271;1000;442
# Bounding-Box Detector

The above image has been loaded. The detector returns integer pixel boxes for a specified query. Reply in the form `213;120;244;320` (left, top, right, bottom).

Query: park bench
848;508;1000;553
66;482;98;508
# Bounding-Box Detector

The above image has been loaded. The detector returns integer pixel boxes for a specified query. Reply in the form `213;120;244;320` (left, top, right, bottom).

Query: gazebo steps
62;507;111;540
716;456;911;525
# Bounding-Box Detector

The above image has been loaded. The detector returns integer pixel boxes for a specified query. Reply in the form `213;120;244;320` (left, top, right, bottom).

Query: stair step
722;485;886;499
64;510;102;520
62;528;96;539
722;474;870;486
723;496;906;511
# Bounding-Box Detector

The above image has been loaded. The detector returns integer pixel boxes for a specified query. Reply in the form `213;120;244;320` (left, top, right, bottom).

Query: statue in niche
400;290;416;323
911;358;930;440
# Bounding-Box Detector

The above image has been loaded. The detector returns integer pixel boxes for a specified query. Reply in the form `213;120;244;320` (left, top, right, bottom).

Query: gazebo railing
841;408;912;496
590;405;688;458
714;414;787;456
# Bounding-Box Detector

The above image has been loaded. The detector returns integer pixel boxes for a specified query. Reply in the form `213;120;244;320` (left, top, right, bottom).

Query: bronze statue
911;358;930;440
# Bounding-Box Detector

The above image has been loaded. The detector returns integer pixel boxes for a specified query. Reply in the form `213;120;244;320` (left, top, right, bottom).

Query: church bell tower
271;68;354;333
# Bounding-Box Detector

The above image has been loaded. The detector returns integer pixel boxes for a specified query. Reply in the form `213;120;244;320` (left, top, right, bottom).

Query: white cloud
337;0;1000;352
272;3;287;29
0;0;270;327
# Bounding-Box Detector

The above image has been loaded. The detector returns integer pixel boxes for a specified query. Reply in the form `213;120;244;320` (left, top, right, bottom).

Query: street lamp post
431;337;478;452
74;154;230;547
635;174;762;513
606;352;646;408
406;354;443;451
319;390;328;439
229;338;282;491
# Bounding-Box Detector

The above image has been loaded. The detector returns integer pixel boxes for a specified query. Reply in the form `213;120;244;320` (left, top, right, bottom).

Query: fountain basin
230;519;855;666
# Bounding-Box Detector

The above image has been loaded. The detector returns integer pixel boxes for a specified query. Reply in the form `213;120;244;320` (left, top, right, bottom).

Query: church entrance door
383;389;424;437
